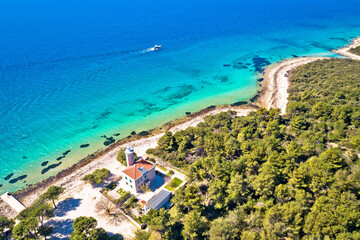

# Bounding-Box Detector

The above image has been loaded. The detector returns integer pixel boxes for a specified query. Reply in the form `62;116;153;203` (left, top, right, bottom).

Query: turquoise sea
1;0;360;193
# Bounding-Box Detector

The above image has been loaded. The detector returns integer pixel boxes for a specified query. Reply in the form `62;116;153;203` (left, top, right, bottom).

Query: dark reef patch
9;175;27;184
63;150;71;156
214;75;229;83
292;55;298;58
113;133;120;136
200;80;212;85
103;137;115;146
139;131;150;136
252;56;271;73
232;62;248;70
80;144;90;148
329;37;347;41
220;76;228;82
0;184;2;188
186;112;191;115
207;105;216;109
41;162;62;175
96;109;112;120
92;125;98;129
153;86;172;94
311;42;333;51
167;85;195;100
249;94;260;103
23;155;27;159
57;156;65;161
41;161;48;167
4;173;14;181
231;101;248;106
131;131;136;135
223;64;231;67
257;78;264;82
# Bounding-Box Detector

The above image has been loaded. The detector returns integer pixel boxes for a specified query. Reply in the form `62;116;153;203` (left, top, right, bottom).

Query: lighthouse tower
125;146;135;167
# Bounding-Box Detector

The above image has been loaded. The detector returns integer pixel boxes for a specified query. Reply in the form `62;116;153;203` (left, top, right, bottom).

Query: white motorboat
151;45;162;51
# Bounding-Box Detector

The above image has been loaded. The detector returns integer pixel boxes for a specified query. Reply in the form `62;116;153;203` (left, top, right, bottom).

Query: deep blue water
1;0;360;193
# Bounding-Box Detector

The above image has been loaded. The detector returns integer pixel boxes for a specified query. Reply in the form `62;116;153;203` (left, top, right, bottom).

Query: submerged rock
252;56;271;73
41;162;62;175
139;131;150;136
231;101;248;106
131;131;136;135
113;133;121;136
9;175;27;184
4;173;14;181
80;144;90;148
185;112;191;115
223;64;231;67
56;156;65;161
63;150;71;155
41;161;48;167
103;137;115;146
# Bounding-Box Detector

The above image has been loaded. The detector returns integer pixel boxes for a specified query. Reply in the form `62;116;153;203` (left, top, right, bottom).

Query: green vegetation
11;185;68;239
82;168;110;184
350;46;360;56
0;216;14;239
165;177;183;192
70;216;113;240
40;185;65;208
117;188;131;202
167;169;175;177
140;184;151;193
14;201;54;239
156;164;168;172
123;195;136;208
145;58;360;239
116;148;137;165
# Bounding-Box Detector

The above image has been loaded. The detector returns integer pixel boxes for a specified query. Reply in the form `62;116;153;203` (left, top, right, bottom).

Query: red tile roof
122;159;155;180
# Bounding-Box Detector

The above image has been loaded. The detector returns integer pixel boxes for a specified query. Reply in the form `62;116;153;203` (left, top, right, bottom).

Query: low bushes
82;168;110;184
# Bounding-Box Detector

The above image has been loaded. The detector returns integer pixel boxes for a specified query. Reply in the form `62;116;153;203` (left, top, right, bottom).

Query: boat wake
0;46;161;114
1;46;160;70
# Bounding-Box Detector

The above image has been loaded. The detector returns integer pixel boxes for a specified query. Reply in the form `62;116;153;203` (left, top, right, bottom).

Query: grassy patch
104;182;117;191
117;188;131;202
165;177;183;191
156;165;168;172
167;170;175;177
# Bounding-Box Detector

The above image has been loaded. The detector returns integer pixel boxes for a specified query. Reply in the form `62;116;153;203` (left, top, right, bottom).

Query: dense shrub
82;168;110;184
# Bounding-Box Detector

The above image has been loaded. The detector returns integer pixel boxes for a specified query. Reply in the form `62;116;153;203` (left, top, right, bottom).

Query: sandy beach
257;57;328;114
1;37;360;238
333;37;360;60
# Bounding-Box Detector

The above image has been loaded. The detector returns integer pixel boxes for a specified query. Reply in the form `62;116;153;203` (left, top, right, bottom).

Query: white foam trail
141;48;155;53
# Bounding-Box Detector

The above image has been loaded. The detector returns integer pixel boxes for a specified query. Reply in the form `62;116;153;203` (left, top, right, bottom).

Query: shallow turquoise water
1;0;360;193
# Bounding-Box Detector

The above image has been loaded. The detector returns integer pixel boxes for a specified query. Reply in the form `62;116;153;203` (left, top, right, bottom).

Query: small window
145;175;147;178
126;182;128;185
125;176;127;180
130;180;132;183
130;185;132;188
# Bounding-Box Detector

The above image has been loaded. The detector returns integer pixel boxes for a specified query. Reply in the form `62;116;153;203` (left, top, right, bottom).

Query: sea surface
1;0;360;193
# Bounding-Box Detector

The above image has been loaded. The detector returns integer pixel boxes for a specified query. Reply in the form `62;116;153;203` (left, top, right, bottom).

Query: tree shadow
46;218;74;240
55;198;82;217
